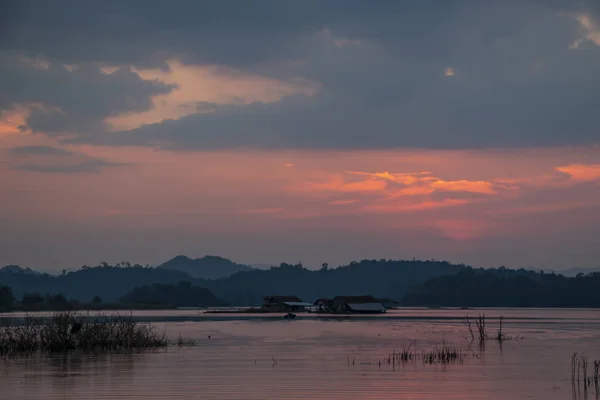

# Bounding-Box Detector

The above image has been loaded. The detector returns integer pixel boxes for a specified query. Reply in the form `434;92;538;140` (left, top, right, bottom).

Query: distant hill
402;267;600;307
0;264;193;302
158;255;253;279
554;267;600;277
120;281;228;307
0;265;42;275
1;259;466;305
201;260;467;305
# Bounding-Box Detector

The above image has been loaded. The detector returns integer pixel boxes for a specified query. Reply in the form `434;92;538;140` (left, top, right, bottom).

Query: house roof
348;303;386;312
265;295;302;302
314;298;331;305
332;295;378;304
283;301;313;307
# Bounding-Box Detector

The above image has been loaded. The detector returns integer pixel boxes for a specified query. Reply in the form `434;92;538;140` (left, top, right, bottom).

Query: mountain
402;267;600;307
200;260;466;305
554;267;600;277
120;281;229;307
1;265;43;275
158;255;253;279
1;259;466;304
0;265;193;302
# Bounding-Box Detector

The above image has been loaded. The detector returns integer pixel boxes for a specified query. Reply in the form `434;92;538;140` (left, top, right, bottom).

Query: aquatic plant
0;311;167;355
367;341;467;369
463;314;518;343
176;333;196;347
422;342;464;364
571;353;600;394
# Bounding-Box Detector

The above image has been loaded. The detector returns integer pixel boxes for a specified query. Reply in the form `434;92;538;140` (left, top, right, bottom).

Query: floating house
328;295;386;314
313;298;332;312
262;296;312;312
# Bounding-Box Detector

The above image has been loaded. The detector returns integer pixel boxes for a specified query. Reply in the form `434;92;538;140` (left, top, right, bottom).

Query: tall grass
0;311;167;355
571;352;600;395
463;314;519;342
377;341;465;367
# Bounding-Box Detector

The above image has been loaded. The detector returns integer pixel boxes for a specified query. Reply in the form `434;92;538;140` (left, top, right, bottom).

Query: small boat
283;313;296;320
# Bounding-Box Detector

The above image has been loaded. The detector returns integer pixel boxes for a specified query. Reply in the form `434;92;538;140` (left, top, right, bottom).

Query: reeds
365;341;466;368
176;333;196;347
0;311;167;355
571;352;600;394
463;314;518;343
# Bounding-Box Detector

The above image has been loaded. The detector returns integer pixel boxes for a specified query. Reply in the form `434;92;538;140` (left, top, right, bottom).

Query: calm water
2;308;600;399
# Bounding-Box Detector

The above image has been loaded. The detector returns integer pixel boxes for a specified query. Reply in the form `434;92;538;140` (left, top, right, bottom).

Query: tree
0;285;15;310
46;294;69;310
22;292;44;306
92;295;103;304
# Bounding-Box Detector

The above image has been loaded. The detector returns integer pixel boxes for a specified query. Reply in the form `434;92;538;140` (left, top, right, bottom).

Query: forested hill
0;265;192;302
158;255;253;279
0;259;466;304
402;267;600;307
202;260;465;305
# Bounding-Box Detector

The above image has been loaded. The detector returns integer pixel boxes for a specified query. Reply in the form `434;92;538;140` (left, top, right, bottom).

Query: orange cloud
363;198;470;213
345;171;496;194
329;199;359;205
308;177;387;193
429;179;496;194
0;105;33;136
346;171;431;185
570;13;600;48
432;219;488;240
390;185;435;197
106;59;320;130
555;164;600;182
238;207;285;214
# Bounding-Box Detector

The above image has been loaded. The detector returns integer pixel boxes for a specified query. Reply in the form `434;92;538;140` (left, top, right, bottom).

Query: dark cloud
9;145;73;156
2;0;598;67
0;52;174;134
3;1;600;149
13;159;128;174
6;145;130;173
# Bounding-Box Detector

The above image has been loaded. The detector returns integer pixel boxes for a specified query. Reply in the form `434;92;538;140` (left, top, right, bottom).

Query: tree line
402;267;600;307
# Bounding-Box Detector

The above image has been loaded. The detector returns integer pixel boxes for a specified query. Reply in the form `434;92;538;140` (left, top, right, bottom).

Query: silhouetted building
313;298;332;312
262;296;312;312
329;295;386;314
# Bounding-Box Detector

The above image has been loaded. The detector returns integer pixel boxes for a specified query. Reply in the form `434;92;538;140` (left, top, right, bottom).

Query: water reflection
1;308;599;400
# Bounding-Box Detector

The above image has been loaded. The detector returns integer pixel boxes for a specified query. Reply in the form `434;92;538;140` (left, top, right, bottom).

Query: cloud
105;59;319;130
428;179;496;195
13;159;127;174
307;176;388;193
2;1;600;150
329;199;359;205
556;164;600;182
9;145;74;156
0;52;173;135
363;198;471;214
237;207;285;215
570;13;600;48
6;144;129;173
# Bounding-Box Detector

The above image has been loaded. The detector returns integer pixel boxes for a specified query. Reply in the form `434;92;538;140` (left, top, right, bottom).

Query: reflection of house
375;298;399;309
313;298;332;312
329;295;386;314
262;296;312;312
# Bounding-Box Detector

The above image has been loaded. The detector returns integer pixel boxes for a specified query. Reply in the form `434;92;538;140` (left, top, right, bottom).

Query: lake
2;308;599;399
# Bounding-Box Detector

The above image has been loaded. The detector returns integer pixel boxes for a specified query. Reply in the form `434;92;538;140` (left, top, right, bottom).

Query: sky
1;0;600;272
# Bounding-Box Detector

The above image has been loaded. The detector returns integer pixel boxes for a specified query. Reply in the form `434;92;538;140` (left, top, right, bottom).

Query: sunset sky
1;1;600;271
